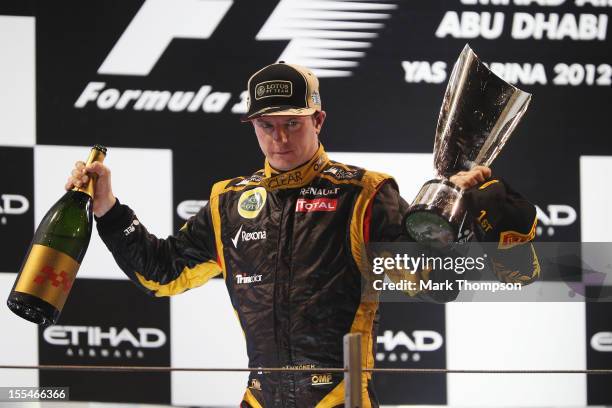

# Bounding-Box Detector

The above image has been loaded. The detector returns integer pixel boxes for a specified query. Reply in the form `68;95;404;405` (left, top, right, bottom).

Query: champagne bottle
6;145;107;326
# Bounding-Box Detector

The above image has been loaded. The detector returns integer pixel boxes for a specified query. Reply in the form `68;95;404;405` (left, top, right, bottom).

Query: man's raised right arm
67;161;222;297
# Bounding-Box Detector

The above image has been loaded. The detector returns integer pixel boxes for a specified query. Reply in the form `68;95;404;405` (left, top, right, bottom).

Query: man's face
252;111;326;171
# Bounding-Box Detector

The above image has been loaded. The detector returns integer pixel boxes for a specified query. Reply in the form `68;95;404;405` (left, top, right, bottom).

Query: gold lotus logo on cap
254;80;292;100
256;85;266;97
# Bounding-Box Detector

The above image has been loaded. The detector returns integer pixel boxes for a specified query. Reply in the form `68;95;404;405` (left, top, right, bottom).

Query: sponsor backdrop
38;279;171;404
0;0;610;405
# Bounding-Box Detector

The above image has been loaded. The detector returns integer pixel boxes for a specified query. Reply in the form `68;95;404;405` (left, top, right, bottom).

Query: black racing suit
96;144;539;408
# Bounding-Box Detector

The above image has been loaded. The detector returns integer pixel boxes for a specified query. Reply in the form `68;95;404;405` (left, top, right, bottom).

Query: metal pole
343;333;362;408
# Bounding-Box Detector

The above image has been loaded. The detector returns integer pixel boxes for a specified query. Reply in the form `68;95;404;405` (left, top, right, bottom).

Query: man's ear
314;110;327;133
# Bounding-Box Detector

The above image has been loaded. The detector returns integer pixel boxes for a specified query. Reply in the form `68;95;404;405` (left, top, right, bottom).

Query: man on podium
67;61;539;407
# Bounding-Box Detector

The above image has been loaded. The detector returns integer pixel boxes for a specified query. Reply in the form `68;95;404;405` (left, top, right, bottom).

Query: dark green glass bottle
6;145;107;326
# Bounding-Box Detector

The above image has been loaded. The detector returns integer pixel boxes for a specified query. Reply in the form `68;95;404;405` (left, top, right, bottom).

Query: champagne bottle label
14;244;80;311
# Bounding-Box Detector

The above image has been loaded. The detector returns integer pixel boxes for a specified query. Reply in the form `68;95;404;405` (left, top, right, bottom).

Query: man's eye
287;121;299;127
260;122;273;129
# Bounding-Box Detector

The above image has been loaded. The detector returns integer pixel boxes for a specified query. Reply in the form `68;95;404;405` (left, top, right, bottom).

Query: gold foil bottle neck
73;145;107;198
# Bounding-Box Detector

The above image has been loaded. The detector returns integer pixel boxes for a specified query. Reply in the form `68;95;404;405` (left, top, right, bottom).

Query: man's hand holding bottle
66;161;116;217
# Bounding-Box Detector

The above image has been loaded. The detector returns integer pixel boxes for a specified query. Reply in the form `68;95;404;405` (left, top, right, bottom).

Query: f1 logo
98;0;233;76
97;0;396;77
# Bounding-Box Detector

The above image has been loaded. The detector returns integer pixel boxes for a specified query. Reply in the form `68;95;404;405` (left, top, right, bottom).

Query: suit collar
263;144;329;190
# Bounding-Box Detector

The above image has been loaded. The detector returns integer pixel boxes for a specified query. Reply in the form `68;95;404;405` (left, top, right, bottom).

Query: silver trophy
404;44;532;243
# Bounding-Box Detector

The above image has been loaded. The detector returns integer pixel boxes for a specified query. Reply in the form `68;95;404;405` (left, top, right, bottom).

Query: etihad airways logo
44;326;166;347
231;225;267;248
96;0;397;78
376;330;443;363
591;332;612;352
0;194;29;226
43;325;167;359
177;200;208;220
535;204;577;237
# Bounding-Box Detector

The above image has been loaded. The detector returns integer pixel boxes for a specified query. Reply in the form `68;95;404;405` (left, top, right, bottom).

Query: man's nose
272;126;289;143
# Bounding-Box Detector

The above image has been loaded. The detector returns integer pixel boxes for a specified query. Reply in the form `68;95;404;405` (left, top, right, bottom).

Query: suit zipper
273;192;287;408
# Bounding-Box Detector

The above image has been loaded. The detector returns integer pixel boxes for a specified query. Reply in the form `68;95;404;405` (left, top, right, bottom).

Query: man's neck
269;143;321;174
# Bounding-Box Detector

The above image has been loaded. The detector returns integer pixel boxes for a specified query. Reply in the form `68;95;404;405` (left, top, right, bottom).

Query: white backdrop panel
580;155;612;243
446;301;586;406
327;152;432;203
0;16;35;147
0;273;39;388
34;145;173;280
171;279;248;406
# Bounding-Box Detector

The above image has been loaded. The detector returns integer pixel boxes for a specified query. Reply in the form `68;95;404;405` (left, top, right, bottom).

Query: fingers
68;161;109;189
70;167;89;188
472;171;485;184
472;165;492;179
65;176;74;191
449;174;471;190
85;161;109;177
450;166;492;190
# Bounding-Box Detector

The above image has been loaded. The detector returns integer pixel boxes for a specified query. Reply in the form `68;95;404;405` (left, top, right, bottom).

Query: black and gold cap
241;61;322;122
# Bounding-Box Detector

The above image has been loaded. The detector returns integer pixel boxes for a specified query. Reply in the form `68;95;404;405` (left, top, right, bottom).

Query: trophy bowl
404;44;532;244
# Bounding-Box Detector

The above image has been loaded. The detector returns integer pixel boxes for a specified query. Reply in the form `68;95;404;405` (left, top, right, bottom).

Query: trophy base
404;179;466;244
405;210;457;244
